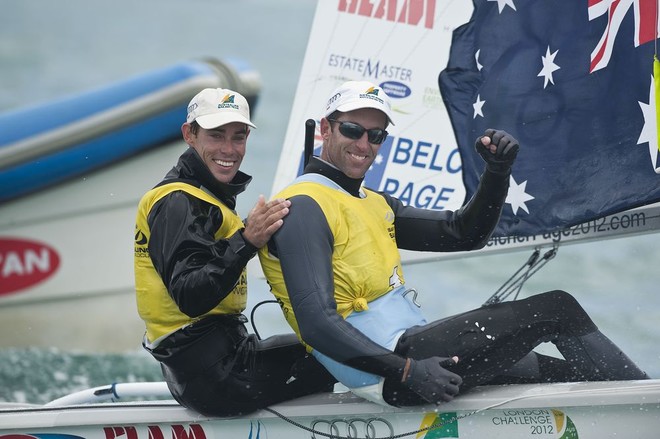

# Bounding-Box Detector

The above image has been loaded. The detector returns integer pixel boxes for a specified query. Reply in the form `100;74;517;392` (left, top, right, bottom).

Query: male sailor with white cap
134;88;335;417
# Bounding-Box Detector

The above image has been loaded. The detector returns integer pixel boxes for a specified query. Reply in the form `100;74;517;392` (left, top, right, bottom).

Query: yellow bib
135;182;247;344
259;180;404;343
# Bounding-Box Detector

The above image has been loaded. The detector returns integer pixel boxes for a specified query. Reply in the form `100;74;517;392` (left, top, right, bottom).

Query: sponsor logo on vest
0;237;60;296
135;228;148;245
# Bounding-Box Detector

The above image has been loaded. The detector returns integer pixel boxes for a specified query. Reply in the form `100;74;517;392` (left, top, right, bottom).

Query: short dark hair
189;120;200;136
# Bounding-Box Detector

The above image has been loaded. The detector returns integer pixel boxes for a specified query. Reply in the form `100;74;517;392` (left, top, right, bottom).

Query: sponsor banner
103;424;209;439
273;0;473;214
0;237;60;296
306;409;579;438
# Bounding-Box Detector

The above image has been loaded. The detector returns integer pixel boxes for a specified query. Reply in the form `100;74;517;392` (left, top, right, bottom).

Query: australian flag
440;0;660;237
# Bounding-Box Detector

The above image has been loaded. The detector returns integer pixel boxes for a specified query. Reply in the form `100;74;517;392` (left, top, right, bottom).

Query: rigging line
483;248;539;305
509;247;558;301
492;249;538;295
485;270;530;304
483;246;557;305
263;405;479;439
509;268;534;303
496;247;558;302
500;247;557;300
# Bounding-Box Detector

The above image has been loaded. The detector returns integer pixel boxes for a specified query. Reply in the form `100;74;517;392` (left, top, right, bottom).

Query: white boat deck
1;379;659;438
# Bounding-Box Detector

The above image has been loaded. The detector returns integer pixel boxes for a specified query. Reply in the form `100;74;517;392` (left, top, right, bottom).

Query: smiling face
320;108;388;179
182;121;249;183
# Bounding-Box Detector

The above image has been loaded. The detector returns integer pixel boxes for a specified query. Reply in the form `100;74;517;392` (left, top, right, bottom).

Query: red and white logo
338;0;436;29
0;237;60;296
103;424;207;439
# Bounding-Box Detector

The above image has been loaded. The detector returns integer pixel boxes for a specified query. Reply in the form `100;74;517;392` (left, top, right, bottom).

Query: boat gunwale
1;379;659;430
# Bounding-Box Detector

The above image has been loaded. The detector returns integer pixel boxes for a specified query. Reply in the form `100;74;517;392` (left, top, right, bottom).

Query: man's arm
389;129;518;252
272;194;409;378
385;168;510;251
148;191;256;317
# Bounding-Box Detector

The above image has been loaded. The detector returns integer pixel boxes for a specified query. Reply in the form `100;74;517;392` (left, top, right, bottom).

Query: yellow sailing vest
135;182;247;344
259;179;404;343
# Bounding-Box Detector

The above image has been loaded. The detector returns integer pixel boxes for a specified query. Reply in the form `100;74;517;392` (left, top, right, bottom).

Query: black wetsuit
268;157;647;406
139;149;334;416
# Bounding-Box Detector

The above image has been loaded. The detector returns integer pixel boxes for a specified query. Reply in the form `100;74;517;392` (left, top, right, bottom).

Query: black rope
263;406;478;439
249;300;279;340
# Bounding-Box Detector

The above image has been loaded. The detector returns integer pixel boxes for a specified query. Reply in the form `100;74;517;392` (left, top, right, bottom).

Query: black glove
475;128;519;174
401;357;462;405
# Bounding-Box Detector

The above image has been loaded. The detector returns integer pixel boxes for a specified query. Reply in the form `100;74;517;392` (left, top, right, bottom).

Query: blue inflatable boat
0;58;261;203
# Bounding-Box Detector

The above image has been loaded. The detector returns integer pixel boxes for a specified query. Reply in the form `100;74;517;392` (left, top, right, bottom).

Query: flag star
473;94;485;118
538;46;560;88
637;75;660;171
506;175;535;215
487;0;517;13
475;49;483;71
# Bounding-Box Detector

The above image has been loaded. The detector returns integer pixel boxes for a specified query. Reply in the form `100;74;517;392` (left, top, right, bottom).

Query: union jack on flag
440;0;660;237
589;0;658;72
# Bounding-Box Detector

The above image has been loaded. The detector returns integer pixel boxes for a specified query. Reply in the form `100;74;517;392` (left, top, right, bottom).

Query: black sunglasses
327;119;389;145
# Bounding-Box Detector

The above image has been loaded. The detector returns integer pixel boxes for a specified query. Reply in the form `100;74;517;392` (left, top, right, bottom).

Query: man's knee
531;290;596;335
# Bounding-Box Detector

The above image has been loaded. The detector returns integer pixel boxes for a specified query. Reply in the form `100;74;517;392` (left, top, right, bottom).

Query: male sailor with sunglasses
258;80;648;407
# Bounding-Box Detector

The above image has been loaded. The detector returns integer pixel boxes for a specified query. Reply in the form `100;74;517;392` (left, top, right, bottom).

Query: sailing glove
476;128;519;174
401;357;462;405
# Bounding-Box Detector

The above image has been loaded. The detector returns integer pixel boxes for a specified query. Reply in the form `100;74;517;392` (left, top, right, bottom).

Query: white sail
274;1;660;260
273;1;472;211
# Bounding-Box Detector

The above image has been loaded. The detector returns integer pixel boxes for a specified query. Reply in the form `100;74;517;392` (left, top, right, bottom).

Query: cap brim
335;101;395;126
195;113;257;129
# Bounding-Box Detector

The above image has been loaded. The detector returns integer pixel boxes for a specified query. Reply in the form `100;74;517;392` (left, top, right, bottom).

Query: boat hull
1;380;659;438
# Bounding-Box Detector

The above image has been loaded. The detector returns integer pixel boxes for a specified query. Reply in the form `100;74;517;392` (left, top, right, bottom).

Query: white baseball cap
324;81;395;125
186;88;256;129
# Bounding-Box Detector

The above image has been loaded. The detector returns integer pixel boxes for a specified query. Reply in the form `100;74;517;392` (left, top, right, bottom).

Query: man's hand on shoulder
242;195;291;248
